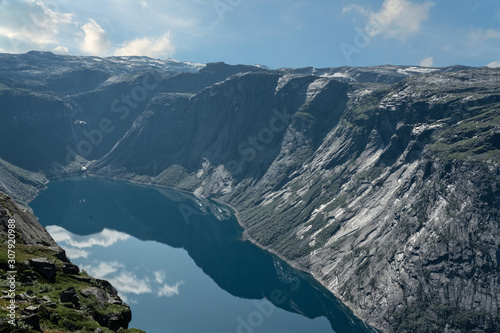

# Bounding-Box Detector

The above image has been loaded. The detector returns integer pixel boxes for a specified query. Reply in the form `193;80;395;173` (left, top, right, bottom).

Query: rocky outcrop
60;287;80;307
0;158;47;205
28;258;57;282
0;192;60;248
0;192;138;332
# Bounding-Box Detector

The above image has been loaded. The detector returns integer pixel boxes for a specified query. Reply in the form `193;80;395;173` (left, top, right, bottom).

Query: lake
30;176;376;333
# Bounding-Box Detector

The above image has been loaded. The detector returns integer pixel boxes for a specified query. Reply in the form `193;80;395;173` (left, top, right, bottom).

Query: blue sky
0;0;499;69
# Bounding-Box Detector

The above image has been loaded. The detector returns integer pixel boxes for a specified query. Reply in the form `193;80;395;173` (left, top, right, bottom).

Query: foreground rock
0;192;142;333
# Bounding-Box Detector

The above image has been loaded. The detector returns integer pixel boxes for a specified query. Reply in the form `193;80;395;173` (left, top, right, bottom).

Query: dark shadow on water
30;176;378;333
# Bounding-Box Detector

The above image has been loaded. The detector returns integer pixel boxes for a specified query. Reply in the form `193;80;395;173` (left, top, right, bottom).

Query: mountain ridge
0;52;499;332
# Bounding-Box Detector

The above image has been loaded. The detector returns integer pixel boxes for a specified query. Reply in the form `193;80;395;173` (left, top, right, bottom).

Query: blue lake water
30;177;376;333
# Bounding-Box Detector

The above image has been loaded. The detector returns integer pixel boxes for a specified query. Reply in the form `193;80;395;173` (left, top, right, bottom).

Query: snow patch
397;67;439;75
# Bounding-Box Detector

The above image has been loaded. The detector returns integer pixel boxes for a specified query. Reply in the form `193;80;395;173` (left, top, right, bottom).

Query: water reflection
31;177;377;333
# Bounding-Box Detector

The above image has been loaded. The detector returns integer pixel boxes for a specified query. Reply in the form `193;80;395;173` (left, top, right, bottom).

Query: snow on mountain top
397;67;440;75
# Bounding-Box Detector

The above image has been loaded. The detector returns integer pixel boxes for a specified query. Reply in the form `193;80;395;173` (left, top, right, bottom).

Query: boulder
81;287;111;307
62;262;80;275
22;305;39;315
20;314;41;332
60;287;79;308
29;258;57;282
94;307;132;332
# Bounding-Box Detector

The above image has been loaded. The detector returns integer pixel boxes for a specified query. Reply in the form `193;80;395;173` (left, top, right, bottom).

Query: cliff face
91;66;500;332
0;192;138;332
1;52;499;332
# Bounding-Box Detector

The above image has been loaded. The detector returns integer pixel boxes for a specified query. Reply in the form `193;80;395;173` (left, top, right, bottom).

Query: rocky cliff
91;66;500;332
1;52;499;332
0;192;141;332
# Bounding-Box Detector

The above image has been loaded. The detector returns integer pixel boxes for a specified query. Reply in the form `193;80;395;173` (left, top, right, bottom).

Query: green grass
153;164;201;190
428;104;500;162
294;111;316;122
0;243;141;332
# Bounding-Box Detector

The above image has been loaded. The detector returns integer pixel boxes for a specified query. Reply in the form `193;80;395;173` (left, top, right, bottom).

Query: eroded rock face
81;287;112;307
80;285;131;330
90;67;500;332
0;192;60;248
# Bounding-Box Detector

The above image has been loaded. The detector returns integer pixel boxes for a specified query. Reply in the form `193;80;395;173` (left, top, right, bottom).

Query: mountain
0;51;499;332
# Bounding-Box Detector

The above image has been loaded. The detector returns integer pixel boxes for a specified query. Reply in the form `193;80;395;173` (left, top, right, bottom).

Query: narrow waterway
30;176;376;333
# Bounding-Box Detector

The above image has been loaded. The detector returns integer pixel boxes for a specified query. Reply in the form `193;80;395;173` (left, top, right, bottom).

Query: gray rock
2;52;500;333
62;262;80;275
0;193;60;248
29;258;57;282
22;305;39;314
81;287;112;307
60;287;79;308
94;307;132;332
20;314;40;332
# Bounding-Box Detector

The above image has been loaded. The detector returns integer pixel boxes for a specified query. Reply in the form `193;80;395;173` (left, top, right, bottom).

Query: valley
0;51;499;332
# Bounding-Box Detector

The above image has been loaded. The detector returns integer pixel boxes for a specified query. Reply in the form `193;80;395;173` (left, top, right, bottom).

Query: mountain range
0;51;499;332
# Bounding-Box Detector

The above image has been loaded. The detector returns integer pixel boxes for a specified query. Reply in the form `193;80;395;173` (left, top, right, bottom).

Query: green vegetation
153;164;201;190
293;111;316;123
235;171;351;259
429;103;500;162
313;220;343;249
392;291;500;333
343;87;390;127
0;244;142;333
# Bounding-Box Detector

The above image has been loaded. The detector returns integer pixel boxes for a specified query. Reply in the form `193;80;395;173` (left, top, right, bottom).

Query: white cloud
419;56;433;67
114;32;175;58
81;261;124;278
108;272;153;295
469;28;500;43
345;0;434;40
54;45;69;54
0;0;74;52
81;18;111;55
154;271;165;284
153;270;183;297
64;247;89;259
157;281;184;297
281;3;308;30
46;226;131;249
0;0;222;56
487;61;500;68
82;262;153;296
342;4;368;15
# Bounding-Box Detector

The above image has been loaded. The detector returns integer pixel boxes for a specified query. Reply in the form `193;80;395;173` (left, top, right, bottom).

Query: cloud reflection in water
46;226;184;302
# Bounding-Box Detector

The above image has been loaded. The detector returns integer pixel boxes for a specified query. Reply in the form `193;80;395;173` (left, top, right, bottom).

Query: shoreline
89;173;312;272
86;172;312;273
40;172;378;332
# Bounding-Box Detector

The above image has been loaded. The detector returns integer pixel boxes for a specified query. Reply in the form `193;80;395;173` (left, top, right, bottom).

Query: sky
0;0;499;69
